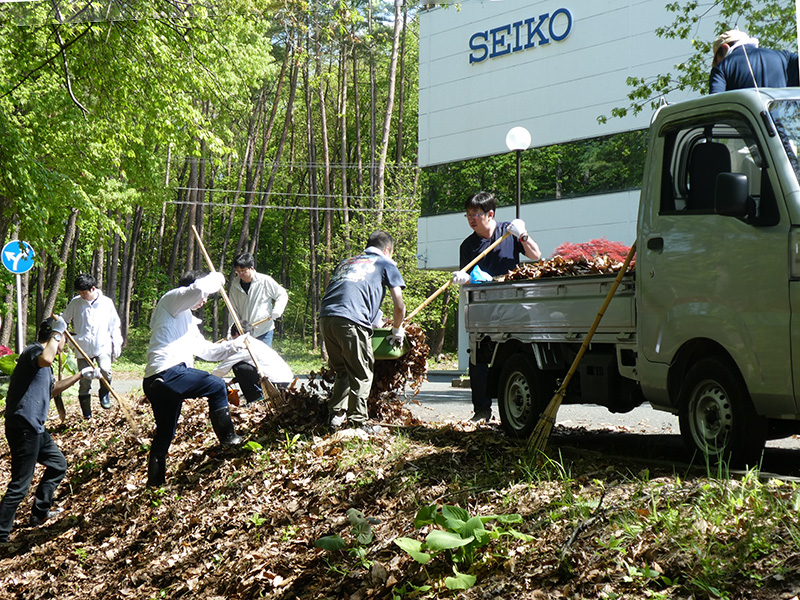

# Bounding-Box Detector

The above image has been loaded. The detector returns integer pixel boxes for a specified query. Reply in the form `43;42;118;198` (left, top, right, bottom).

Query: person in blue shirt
709;29;799;94
320;231;406;434
0;316;101;544
452;191;541;423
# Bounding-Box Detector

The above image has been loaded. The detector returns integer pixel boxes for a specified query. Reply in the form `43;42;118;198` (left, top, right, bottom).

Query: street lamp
505;126;531;219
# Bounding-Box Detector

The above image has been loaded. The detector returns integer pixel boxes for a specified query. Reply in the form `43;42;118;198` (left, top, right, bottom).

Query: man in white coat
229;252;288;347
62;273;123;419
212;326;294;404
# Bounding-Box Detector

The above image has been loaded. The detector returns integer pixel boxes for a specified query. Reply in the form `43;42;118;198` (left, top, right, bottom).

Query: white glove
232;332;251;350
112;346;121;360
509;219;527;239
387;326;405;346
196;271;226;295
80;366;102;380
451;270;470;285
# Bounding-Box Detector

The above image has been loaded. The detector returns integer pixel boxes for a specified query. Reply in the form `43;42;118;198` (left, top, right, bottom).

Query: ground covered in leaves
2;387;800;599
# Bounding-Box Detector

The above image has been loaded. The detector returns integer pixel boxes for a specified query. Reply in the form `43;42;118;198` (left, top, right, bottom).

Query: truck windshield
771;100;800;182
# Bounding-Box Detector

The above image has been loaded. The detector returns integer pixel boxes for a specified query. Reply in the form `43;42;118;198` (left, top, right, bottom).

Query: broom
190;226;283;410
527;240;637;455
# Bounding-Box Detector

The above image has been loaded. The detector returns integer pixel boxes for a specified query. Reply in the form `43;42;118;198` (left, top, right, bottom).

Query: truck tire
678;357;766;468
498;354;552;439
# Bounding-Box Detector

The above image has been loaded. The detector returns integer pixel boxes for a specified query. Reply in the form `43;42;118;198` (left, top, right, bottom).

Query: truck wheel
498;354;552;439
678;357;766;467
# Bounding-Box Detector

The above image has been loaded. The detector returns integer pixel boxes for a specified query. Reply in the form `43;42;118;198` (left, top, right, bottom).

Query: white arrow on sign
4;250;27;271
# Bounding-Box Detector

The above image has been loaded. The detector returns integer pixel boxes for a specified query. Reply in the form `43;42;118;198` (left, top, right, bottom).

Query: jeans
143;363;228;457
0;419;67;542
320;316;374;425
257;329;274;347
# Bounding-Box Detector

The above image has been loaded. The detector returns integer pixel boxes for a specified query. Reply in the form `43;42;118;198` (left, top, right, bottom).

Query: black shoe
78;395;92;419
29;507;64;527
99;394;111;410
147;454;166;487
470;410;492;423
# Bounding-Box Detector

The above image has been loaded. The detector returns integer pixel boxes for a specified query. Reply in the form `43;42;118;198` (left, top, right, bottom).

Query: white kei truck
463;88;800;466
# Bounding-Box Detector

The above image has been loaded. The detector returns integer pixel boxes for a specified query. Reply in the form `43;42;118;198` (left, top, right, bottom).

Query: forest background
0;0;796;368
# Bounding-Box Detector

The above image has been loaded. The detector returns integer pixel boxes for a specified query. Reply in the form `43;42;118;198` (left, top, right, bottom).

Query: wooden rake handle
62;327;141;436
405;231;512;324
190;226;271;388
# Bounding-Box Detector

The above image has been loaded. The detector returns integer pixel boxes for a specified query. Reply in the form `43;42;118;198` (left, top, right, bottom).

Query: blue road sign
2;240;35;274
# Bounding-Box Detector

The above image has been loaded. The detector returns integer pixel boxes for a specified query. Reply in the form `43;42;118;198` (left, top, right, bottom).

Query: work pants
232;361;263;404
77;353;112;402
0;419;67;542
320;316;374;425
143;363;228;458
257;330;274;347
469;361;491;413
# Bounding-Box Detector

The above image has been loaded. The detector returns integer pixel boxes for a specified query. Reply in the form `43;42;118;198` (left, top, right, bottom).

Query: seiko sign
468;8;573;64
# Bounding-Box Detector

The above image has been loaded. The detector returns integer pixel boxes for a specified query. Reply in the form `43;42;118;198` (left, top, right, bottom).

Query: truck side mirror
715;173;752;218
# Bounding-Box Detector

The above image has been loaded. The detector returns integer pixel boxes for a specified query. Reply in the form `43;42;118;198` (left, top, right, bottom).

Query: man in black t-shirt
320;230;406;434
452;191;542;423
0;316;101;544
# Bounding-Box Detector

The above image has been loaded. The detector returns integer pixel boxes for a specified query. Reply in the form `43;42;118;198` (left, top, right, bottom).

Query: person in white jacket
142;271;250;487
212;325;294;404
229;252;288;347
61;273;123;419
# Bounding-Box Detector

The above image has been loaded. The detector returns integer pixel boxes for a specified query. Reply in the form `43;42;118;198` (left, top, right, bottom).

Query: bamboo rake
62;327;141;437
405;231;512;324
190;226;282;408
527;240;638;455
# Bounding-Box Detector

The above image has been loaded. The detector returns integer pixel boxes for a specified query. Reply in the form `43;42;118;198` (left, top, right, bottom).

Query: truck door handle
647;236;664;252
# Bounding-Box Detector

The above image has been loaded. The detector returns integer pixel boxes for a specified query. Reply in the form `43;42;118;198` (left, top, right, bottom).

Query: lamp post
505;126;531;219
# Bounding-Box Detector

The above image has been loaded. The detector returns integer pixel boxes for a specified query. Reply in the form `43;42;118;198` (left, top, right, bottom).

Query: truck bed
464;273;636;343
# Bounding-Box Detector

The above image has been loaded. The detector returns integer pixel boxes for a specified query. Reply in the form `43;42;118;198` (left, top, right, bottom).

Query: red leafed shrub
0;345;11;357
552;238;632;262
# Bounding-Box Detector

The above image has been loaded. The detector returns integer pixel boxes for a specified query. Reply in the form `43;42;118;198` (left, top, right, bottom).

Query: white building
415;0;720;366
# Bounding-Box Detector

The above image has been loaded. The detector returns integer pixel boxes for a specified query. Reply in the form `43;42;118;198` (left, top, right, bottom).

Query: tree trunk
119;205;143;340
395;0;408;165
41;208;78;321
375;0;403;223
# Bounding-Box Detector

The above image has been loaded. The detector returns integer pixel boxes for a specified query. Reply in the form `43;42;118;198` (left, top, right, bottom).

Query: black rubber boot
99;378;112;409
147;453;166;487
78;394;93;419
209;407;243;446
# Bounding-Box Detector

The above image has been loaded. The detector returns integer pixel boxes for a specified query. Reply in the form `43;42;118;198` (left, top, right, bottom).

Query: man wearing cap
710;29;799;93
0;316;102;544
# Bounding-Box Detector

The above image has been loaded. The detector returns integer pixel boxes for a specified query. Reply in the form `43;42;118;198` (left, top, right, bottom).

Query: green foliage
394;503;532;590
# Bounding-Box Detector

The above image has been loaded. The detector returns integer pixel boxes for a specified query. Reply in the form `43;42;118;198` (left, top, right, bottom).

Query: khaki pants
320;316;374;425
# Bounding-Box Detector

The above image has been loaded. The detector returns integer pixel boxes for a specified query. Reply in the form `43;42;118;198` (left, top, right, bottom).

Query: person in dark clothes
0;316;102;543
709;29;799;94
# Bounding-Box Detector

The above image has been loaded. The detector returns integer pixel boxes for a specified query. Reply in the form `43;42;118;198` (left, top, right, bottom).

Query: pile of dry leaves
503;254;634;282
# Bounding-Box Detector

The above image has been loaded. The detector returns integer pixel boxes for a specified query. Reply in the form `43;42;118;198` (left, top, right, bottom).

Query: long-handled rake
190;226;283;410
62;327;142;437
527;241;637;455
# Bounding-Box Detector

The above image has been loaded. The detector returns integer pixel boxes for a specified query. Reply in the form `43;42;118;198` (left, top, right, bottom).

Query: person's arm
389;286;405;329
110;303;123;359
271;282;289;319
709;66;726;94
521;234;542;261
53;372;81;397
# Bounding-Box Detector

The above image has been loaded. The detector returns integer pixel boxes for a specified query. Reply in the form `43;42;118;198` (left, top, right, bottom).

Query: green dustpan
372;328;411;360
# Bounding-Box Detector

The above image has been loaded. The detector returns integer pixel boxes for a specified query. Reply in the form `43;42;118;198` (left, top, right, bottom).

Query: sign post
2;240;35;353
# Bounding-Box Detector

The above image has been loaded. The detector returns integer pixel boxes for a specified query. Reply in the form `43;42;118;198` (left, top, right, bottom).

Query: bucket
372;328;411;360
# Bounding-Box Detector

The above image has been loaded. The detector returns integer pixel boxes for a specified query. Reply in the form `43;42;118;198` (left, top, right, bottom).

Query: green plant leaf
442;504;470;522
425;530;474;552
444;569;477;590
413;505;438;528
393;537;431;564
461;516;486;539
0;354;18;375
347;509;374;546
243;441;263;452
508;529;534;542
315;534;347;551
494;513;523;524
